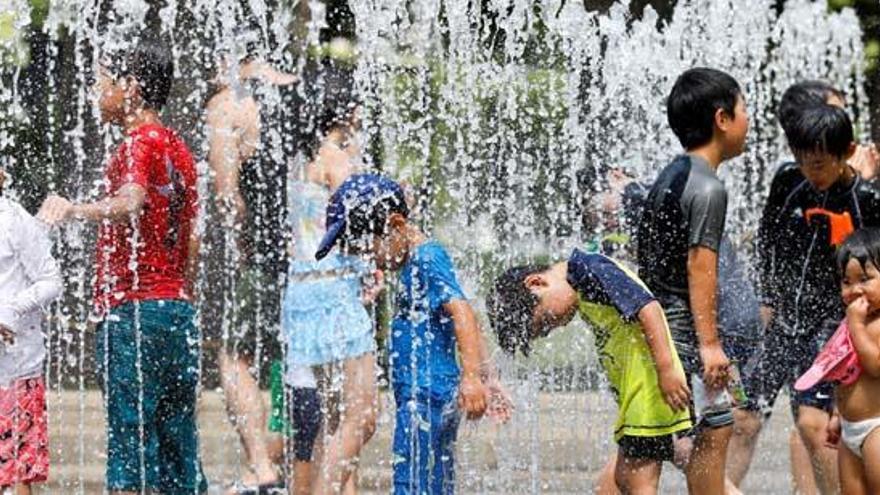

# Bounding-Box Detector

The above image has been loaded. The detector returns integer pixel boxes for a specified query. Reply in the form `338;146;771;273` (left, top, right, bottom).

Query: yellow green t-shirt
569;249;692;440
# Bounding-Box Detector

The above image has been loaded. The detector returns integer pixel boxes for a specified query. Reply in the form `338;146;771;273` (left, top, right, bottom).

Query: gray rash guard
637;154;727;301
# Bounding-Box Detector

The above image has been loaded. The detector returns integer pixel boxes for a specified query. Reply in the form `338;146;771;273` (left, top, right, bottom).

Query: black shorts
288;387;322;462
741;318;837;418
618;434;675;462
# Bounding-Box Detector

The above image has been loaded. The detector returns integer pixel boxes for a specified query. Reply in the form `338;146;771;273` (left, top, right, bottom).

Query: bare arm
688;246;729;386
446;300;485;381
445;299;488;419
688;246;721;347
72;184;146;222
637;300;691;411
847;297;880;377
205;93;251;223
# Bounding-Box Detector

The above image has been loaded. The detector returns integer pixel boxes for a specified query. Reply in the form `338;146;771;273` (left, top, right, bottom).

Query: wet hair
778;81;845;135
296;61;360;160
339;190;409;250
837;228;880;275
666;67;742;149
107;36;174;111
785;104;854;159
487;264;550;356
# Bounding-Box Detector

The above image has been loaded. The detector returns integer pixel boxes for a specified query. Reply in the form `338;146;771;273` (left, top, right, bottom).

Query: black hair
785;104;854;159
296;60;360;160
666;67;742;149
107;36;174;111
837;228;880;275
487;264;550;356
338;187;409;250
778;81;845;135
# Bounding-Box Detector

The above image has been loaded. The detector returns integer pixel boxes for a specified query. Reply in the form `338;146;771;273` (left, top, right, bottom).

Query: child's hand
37;195;74;226
825;411;841;449
847;296;870;328
699;342;731;389
361;269;385;305
484;377;514;424
849;143;880;181
458;375;488;420
657;366;691;412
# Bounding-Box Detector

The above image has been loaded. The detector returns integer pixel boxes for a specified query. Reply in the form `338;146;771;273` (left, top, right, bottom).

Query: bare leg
342;471;357;495
219;353;278;487
311;353;377;495
685;425;732;494
614;452;661;495
596;456;621;495
839;442;867;495
791;428;819;494
797;406;839;495
727;408;763;486
860;427;880;494
291;461;315;495
12;484;31;495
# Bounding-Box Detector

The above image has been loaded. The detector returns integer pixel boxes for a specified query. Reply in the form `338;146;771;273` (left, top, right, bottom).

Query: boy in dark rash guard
637;67;749;494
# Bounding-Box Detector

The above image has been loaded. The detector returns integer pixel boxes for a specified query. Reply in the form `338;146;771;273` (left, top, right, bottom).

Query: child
794;228;880;494
282;64;376;495
38;37;205;494
740;102;880;493
488;251;691;494
314;173;509;495
636;67;748;494
0;164;62;495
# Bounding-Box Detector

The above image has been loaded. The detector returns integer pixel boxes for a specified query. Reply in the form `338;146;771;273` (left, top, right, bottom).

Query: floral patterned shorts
0;376;48;486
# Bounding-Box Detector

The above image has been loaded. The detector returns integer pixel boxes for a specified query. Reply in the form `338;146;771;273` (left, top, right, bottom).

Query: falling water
0;0;868;493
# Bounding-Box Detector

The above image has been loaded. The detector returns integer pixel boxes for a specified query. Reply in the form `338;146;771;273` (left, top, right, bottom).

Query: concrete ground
39;390;799;494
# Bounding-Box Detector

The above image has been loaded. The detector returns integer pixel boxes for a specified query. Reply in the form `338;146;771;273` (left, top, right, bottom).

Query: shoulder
685;166;726;202
205;88;258;128
856;177;880;206
412;241;458;277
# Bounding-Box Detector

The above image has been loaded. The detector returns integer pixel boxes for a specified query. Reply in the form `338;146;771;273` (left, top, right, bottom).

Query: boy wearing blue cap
315;173;510;495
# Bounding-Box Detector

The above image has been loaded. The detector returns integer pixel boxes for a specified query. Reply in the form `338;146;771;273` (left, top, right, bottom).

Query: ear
715;107;732;132
845;142;858;161
387;212;407;230
523;273;548;292
123;76;142;104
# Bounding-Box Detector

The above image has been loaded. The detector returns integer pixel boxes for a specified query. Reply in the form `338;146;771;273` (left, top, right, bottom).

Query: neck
123;109;161;133
688;143;724;170
403;223;427;250
551;261;569;280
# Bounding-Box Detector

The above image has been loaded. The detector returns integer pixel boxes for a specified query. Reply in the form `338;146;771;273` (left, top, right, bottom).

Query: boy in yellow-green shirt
488;250;691;494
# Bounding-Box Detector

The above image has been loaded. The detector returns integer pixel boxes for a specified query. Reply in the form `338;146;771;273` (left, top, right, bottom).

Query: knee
796;410;829;451
733;409;763;439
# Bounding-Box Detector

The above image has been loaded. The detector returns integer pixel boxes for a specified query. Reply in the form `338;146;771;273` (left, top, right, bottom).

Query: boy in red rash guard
38;37;205;495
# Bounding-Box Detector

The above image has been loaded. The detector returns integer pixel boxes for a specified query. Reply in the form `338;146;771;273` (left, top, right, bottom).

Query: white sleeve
4;213;62;331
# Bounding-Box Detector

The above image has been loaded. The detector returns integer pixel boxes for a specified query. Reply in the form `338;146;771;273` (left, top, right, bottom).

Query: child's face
525;272;579;338
841;258;880;312
347;213;409;271
720;95;749;159
93;66;133;124
797;149;851;192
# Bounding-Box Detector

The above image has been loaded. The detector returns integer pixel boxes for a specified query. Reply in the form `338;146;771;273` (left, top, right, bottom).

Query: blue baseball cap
315;173;408;260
